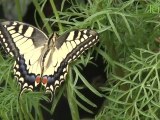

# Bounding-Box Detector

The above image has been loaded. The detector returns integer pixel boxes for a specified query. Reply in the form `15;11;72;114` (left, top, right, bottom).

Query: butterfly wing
0;21;49;93
0;21;99;100
42;29;99;95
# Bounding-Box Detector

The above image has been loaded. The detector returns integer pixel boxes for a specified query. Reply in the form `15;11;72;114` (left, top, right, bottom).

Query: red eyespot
42;76;48;84
35;75;41;84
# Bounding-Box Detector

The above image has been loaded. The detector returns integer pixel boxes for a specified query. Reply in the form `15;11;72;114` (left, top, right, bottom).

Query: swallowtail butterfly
0;21;99;99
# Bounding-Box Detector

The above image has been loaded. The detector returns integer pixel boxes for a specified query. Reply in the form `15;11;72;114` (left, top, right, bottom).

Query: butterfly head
47;32;58;48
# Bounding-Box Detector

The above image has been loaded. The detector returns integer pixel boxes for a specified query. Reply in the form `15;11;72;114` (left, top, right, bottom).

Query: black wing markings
0;21;99;100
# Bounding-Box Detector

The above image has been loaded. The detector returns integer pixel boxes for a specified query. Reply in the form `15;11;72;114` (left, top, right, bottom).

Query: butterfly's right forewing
43;29;99;95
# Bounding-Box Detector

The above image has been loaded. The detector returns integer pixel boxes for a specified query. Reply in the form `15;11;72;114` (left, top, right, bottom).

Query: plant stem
49;0;63;33
32;0;52;34
15;0;22;21
67;68;80;120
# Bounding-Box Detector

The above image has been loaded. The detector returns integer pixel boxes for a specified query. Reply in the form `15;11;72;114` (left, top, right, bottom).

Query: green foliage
96;49;160;120
1;0;160;120
94;0;160;120
0;0;103;119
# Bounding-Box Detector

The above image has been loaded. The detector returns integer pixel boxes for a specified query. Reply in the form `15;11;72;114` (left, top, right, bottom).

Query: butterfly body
0;21;99;98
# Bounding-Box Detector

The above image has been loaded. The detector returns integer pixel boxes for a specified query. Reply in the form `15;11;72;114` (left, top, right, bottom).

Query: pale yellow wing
41;29;99;95
0;21;49;93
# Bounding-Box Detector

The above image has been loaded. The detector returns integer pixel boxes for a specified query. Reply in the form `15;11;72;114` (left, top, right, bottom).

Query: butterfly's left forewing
0;21;49;93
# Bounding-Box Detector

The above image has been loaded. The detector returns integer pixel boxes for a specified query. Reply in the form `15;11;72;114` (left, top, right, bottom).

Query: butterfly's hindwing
0;21;99;100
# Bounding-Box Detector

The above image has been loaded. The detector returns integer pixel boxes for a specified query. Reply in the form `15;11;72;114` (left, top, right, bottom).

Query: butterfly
0;21;99;99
